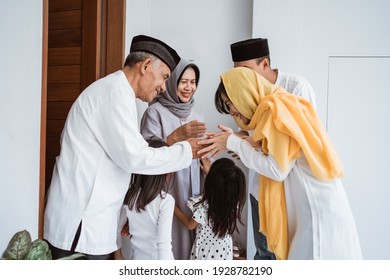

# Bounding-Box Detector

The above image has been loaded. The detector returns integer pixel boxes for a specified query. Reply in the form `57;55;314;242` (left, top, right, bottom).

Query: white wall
125;0;152;117
0;0;43;252
253;0;390;123
125;0;254;252
253;0;390;259
328;57;390;259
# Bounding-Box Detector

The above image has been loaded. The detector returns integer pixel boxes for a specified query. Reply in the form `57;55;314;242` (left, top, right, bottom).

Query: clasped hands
188;124;252;159
182;122;258;159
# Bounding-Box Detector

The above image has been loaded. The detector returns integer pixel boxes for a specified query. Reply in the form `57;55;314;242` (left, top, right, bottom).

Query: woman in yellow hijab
198;67;362;260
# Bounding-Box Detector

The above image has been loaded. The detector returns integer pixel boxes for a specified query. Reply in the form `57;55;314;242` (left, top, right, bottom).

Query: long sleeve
116;205;128;249
85;87;192;175
157;195;175;260
226;134;295;182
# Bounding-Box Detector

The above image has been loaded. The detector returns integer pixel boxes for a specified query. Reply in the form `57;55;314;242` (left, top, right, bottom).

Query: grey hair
124;51;159;68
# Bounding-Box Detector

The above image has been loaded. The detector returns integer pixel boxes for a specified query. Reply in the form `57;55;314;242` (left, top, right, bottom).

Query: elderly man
44;35;201;260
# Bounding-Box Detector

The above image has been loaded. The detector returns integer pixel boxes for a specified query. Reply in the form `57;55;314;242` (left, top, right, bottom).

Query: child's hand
121;219;130;237
200;157;212;175
113;249;125;260
227;150;241;160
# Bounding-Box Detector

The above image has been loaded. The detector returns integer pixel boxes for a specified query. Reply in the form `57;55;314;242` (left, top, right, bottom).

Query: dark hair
255;55;271;66
214;81;230;114
123;140;172;212
177;64;200;87
195;158;246;238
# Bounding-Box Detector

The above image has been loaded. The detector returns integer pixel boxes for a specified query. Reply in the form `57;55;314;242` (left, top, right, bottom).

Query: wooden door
39;0;125;238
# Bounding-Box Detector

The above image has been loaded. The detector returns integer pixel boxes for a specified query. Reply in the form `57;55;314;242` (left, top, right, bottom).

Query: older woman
140;59;206;259
198;67;362;260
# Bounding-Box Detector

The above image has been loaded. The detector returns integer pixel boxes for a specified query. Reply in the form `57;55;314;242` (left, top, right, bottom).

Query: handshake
174;121;235;159
170;120;257;160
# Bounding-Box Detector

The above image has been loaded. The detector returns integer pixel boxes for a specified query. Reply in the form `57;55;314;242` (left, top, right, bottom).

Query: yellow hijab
221;67;344;260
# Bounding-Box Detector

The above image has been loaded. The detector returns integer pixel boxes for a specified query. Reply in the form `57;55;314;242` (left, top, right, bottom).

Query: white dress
188;196;233;260
119;192;175;260
227;134;363;260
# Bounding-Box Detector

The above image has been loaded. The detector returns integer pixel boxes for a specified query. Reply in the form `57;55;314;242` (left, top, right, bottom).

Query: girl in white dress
174;158;246;260
198;67;363;260
114;140;175;260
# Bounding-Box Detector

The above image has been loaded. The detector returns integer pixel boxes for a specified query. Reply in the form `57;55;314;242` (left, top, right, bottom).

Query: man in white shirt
230;38;317;260
44;35;201;260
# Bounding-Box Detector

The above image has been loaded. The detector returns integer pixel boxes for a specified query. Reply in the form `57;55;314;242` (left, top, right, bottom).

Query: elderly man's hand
187;137;205;159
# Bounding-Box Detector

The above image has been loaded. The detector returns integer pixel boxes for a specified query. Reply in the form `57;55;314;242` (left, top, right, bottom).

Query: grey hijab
155;59;200;118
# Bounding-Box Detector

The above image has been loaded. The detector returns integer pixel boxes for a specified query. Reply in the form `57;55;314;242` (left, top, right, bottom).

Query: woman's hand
167;120;206;145
217;124;234;134
197;125;233;158
197;132;230;158
227;128;249;160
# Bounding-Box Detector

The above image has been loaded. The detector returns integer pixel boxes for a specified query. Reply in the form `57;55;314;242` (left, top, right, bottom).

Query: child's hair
196;157;246;238
123;140;172;212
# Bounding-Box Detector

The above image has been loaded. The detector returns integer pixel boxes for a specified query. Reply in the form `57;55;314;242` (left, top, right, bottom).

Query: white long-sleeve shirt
227;134;362;259
119;193;175;260
44;70;192;255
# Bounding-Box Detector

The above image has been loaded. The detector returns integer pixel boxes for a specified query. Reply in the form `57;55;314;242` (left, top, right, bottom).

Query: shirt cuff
227;134;242;152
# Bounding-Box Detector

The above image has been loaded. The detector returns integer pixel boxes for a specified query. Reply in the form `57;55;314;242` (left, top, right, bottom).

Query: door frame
39;0;48;239
39;0;125;238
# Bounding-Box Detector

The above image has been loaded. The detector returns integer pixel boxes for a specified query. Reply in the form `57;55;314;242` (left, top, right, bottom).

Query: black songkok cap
230;38;270;62
130;35;181;71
